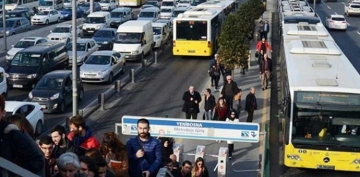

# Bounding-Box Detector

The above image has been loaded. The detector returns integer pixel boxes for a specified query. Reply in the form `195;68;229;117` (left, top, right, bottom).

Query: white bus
280;21;360;172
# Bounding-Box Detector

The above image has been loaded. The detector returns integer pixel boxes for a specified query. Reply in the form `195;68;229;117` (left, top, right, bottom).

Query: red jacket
67;131;100;151
256;41;272;52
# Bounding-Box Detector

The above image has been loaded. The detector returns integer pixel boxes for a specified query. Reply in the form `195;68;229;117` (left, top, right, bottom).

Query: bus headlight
287;155;302;161
352;159;360;164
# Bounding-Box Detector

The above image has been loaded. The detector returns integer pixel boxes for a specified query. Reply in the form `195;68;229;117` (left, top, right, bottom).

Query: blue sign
121;115;260;143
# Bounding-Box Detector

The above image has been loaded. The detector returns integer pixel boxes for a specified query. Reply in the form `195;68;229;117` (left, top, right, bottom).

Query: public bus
280;21;360;172
3;0;39;11
119;0;144;7
172;0;236;57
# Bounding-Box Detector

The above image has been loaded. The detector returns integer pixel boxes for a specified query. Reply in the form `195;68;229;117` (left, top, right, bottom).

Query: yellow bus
119;0;144;7
172;0;236;57
280;18;360;172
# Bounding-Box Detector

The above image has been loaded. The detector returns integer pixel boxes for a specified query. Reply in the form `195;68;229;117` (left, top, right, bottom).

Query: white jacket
226;118;239;144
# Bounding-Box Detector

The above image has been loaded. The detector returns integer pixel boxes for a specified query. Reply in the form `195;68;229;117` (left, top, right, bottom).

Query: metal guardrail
0;157;39;177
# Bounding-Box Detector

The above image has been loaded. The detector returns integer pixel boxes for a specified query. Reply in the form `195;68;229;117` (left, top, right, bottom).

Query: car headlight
98;69;108;75
77;56;84;62
103;41;108;44
50;93;60;100
5;31;9;35
27;74;37;79
28;92;33;99
96;25;101;29
82;25;86;29
5;73;9;78
131;50;139;54
64;14;69;16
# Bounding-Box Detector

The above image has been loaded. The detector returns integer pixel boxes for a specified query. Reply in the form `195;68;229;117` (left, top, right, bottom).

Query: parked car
47;24;80;44
0;17;31;37
325;14;347;31
6;37;48;62
80;2;101;16
92;28;117;50
109;7;132;28
63;0;79;8
60;7;85;20
80;51;126;84
67;38;99;66
99;0;117;11
28;70;84;113
31;9;61;25
344;2;360;16
5;101;44;136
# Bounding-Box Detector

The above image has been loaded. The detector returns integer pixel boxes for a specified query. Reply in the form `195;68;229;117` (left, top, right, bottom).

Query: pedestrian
85;148;116;177
257;50;265;65
0;95;44;175
182;86;202;120
210;63;222;91
204;88;216;121
38;136;56;177
191;157;209;177
180;160;192;177
221;75;241;109
126;118;162;177
245;87;258;123
67;115;100;156
158;137;175;165
79;156;99;177
164;158;182;177
208;54;220;86
222;66;232;83
258;20;264;41
169;154;180;170
54;152;81;177
260;53;272;91
262;20;270;40
234;87;242;116
256;38;272;54
226;109;239;159
213;97;228;122
51;125;74;158
6;114;35;139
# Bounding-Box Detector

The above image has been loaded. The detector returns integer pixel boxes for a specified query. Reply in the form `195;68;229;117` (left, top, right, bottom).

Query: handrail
0;157;39;177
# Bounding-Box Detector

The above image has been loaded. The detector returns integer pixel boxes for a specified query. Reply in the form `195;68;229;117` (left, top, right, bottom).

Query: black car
28;70;84;113
92;28;117;50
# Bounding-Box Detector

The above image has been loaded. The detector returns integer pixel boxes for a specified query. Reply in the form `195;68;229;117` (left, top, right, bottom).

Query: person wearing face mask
226;109;239;159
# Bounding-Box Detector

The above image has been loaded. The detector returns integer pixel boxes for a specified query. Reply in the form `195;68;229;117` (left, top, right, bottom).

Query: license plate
188;50;195;53
317;165;335;170
41;105;46;109
13;84;23;88
88;31;94;33
85;75;95;78
125;56;130;58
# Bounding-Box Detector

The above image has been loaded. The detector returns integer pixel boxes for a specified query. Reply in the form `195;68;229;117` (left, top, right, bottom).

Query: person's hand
195;100;198;104
143;171;150;177
190;97;193;101
164;141;168;148
136;149;144;158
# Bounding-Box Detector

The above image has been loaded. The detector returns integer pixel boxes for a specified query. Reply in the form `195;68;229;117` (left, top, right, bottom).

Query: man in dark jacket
245;87;258;122
126;118;162;177
221;75;241;109
204;88;216;120
0;95;44;175
260;53;272;91
51;125;74;158
182;86;202;119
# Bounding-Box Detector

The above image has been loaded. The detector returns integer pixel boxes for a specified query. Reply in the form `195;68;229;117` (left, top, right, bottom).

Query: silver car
80;51;126;84
67;38;99;66
0;17;31;36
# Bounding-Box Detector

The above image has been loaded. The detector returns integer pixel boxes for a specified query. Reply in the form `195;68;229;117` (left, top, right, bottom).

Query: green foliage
218;0;263;69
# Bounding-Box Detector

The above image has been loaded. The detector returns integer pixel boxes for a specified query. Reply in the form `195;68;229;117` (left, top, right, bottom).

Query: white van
38;0;64;11
82;11;111;36
137;7;160;22
152;22;169;48
0;67;8;98
114;20;154;62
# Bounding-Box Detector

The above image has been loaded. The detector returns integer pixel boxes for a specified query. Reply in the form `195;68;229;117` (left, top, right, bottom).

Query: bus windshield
115;32;142;44
39;1;53;6
291;91;360;148
176;20;207;40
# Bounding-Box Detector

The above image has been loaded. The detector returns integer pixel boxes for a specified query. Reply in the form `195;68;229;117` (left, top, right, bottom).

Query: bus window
176;21;207;40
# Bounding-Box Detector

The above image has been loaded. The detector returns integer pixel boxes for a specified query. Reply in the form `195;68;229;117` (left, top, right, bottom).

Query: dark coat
260;58;272;73
182;91;202;113
159;137;174;164
0;120;44;175
204;94;216;111
245;93;257;111
221;81;240;97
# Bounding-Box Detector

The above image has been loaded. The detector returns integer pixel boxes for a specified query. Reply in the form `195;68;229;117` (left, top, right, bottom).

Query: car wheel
121;63;126;74
45;19;49;25
35;120;43;136
78;88;84;101
57;17;60;23
59;101;66;113
107;73;113;84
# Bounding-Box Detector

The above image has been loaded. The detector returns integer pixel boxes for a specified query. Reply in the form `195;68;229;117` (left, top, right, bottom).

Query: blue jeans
205;110;213;120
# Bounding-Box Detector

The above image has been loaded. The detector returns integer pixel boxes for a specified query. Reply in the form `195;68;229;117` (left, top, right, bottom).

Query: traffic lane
319;0;360;26
0;18;85;54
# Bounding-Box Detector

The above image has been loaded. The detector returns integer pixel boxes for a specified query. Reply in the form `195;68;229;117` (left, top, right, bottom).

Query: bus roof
176;7;222;20
282;23;333;41
196;0;235;10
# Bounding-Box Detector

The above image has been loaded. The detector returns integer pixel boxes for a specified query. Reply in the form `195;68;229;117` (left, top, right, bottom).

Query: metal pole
260;132;266;177
130;69;135;83
154;51;158;64
72;0;78;116
2;0;7;52
53;0;55;9
115;80;121;93
90;0;94;14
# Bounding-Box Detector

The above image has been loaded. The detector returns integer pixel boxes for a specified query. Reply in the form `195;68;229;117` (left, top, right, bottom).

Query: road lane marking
327;6;331;9
357;31;360;36
347;22;350;26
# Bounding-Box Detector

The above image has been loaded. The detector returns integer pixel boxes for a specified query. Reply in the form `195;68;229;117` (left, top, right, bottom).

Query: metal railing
0;157;40;177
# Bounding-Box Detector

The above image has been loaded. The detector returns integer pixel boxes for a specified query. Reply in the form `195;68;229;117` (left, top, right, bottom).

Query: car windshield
162;1;174;6
332;17;345;21
67;42;86;51
94;30;112;37
14;41;35;48
86;17;105;23
100;0;110;3
39;1;53;6
115;32;142;43
111;12;124;18
11;53;41;67
161;9;172;13
173;10;185;17
52;27;70;33
64;0;71;3
36;11;49;15
0;20;15;27
85;55;111;65
139;11;154;18
153;27;161;35
82;3;90;7
36;77;63;90
62;7;72;11
179;0;190;3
